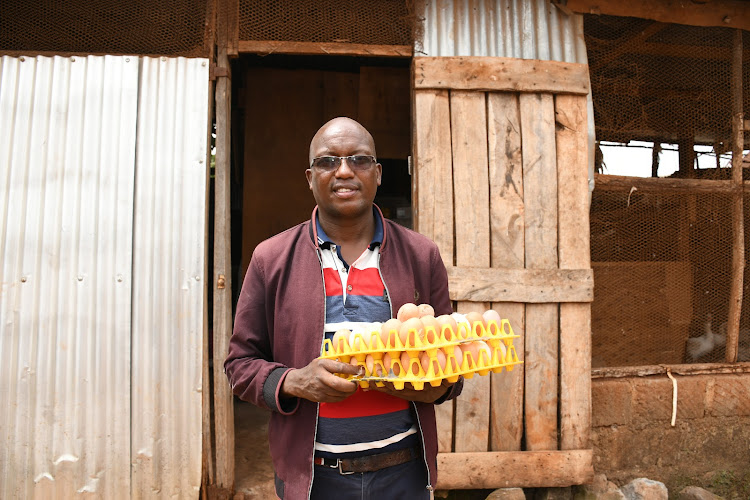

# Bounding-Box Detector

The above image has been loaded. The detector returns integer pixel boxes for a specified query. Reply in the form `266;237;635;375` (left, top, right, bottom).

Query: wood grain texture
436;449;594;489
450;90;491;453
487;93;525;451
213;48;235;490
594;173;747;194
414;89;454;451
520;93;559;451
238;40;412;57
447;266;593;303
414;57;590;95
556;95;592;451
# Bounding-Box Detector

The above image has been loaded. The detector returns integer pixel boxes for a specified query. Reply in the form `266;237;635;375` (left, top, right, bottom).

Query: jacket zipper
307;247;328;500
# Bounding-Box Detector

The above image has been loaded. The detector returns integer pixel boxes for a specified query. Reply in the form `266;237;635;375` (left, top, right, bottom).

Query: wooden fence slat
487;92;525;452
556;94;592;451
414;57;590;95
447;266;593;303
450;90;491;453
520;93;559;451
436;450;594;489
238;40;413;57
414;89;454;452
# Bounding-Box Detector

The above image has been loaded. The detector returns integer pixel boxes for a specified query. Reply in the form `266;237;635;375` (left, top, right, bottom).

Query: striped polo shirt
314;211;419;459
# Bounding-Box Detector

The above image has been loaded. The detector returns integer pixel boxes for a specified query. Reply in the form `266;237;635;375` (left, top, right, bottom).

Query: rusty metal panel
130;56;208;498
0;54;138;498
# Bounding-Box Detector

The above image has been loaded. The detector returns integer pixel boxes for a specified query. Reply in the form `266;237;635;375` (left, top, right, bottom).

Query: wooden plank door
413;56;594;489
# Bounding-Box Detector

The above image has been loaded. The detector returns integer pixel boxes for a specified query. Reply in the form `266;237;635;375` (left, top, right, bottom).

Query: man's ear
305;168;313;189
376;163;382;186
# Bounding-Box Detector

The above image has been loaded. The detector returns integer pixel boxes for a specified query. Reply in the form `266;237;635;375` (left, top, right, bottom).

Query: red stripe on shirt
347;268;385;296
323;268;342;296
319;387;409;418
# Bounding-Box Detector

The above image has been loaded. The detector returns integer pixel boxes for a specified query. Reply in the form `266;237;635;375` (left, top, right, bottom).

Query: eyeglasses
310;155;377;172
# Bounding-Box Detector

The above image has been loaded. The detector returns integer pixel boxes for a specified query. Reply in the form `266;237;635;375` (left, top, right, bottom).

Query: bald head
309;117;377;164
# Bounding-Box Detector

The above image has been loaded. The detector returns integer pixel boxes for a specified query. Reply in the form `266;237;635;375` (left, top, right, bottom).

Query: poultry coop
586;16;750;367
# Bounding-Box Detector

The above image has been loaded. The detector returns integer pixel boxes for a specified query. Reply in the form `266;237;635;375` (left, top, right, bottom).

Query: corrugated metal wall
0;55;208;498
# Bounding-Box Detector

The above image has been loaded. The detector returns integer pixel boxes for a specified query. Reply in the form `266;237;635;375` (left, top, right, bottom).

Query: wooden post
726;29;745;363
212;45;235;493
487;92;525;452
651;142;661;178
450;91;491;453
556;95;592;450
520;93;559;451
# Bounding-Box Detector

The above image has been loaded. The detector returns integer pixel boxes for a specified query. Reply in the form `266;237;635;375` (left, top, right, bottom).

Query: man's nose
334;157;355;177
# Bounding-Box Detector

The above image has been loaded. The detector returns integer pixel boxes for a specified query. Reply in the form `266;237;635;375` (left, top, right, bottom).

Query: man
225;117;462;499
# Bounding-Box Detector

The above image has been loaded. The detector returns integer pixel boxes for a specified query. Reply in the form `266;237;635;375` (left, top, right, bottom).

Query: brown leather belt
313;446;421;474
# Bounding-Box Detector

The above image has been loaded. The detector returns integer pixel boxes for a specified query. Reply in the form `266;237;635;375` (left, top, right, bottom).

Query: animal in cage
686;313;726;361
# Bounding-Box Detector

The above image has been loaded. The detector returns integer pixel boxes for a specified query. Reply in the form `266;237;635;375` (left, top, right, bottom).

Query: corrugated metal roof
420;0;587;62
0;54;208;498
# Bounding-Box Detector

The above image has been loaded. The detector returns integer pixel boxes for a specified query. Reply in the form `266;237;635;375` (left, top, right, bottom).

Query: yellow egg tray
319;319;522;390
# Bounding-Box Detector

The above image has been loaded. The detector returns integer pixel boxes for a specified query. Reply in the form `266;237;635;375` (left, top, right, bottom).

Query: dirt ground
233;400;276;499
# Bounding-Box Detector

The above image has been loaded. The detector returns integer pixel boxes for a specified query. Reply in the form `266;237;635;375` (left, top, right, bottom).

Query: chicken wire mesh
586;15;750;367
0;0;210;57
239;0;416;46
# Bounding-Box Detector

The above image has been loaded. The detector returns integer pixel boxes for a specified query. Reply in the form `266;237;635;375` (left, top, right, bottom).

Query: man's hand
281;358;362;403
373;379;454;404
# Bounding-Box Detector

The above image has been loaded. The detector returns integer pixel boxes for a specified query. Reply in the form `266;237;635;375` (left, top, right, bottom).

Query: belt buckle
337;459;356;475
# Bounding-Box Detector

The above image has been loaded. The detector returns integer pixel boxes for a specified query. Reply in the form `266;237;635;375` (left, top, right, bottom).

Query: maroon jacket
225;206;462;500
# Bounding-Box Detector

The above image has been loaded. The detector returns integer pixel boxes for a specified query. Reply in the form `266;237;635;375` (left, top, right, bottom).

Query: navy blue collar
315;207;384;251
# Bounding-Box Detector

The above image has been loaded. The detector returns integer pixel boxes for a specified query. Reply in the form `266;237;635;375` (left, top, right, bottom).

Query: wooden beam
564;0;750;32
238;40;412;57
447;266;593;303
593;363;750;379
212;47;235;493
727;29;745;363
414;57;590;95
590;21;666;73
593;173;749;194
436;450;594;489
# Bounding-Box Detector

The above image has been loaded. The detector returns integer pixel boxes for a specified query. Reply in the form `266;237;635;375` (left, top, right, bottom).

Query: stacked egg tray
319;319;522;390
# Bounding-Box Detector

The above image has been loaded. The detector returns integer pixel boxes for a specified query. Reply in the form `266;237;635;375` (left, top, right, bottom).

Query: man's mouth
334;186;357;193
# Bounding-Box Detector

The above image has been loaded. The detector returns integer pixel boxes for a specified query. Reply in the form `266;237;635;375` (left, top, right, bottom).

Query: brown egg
465;311;484;330
400;351;417;376
436;314;457;342
380;318;401;349
420;349;447;374
397;303;420;322
417;303;435;318
443;344;463;372
420;315;440;344
365;354;375;375
382;352;393;374
332;329;351;352
399;317;424;347
483;309;502;325
350;332;369;351
461;341;492;366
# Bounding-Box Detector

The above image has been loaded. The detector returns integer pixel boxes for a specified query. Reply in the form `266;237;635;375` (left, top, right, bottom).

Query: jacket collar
308;204;388;250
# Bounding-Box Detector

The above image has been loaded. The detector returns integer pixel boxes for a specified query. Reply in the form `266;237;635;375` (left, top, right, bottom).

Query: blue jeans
310;458;430;500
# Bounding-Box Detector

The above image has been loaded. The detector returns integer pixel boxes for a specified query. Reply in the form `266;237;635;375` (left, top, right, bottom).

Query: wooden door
413;56;594;489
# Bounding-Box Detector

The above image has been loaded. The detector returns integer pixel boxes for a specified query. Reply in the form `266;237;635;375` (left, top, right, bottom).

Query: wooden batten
555;94;592;451
563;0;750;32
414;89;454;452
414;57;590;95
447;267;593;303
450;91;492;453
487;92;525;452
436;450;594;489
238;40;412;58
594;174;749;194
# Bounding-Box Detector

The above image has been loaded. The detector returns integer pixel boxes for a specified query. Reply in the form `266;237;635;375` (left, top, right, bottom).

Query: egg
399;317;424;347
380;318;401;349
417;303;435;318
465;311;485;332
400;351;417;376
443;344;463;372
365;354;375;375
496;341;508;362
420;349;447;375
397;302;420;322
350;332;368;351
332;329;351;352
420;315;440;344
483;309;502;325
436;314;458;342
461;340;492;366
382;352;393;374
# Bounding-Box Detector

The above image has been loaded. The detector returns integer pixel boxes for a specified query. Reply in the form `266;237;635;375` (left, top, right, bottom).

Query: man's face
306;122;382;222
